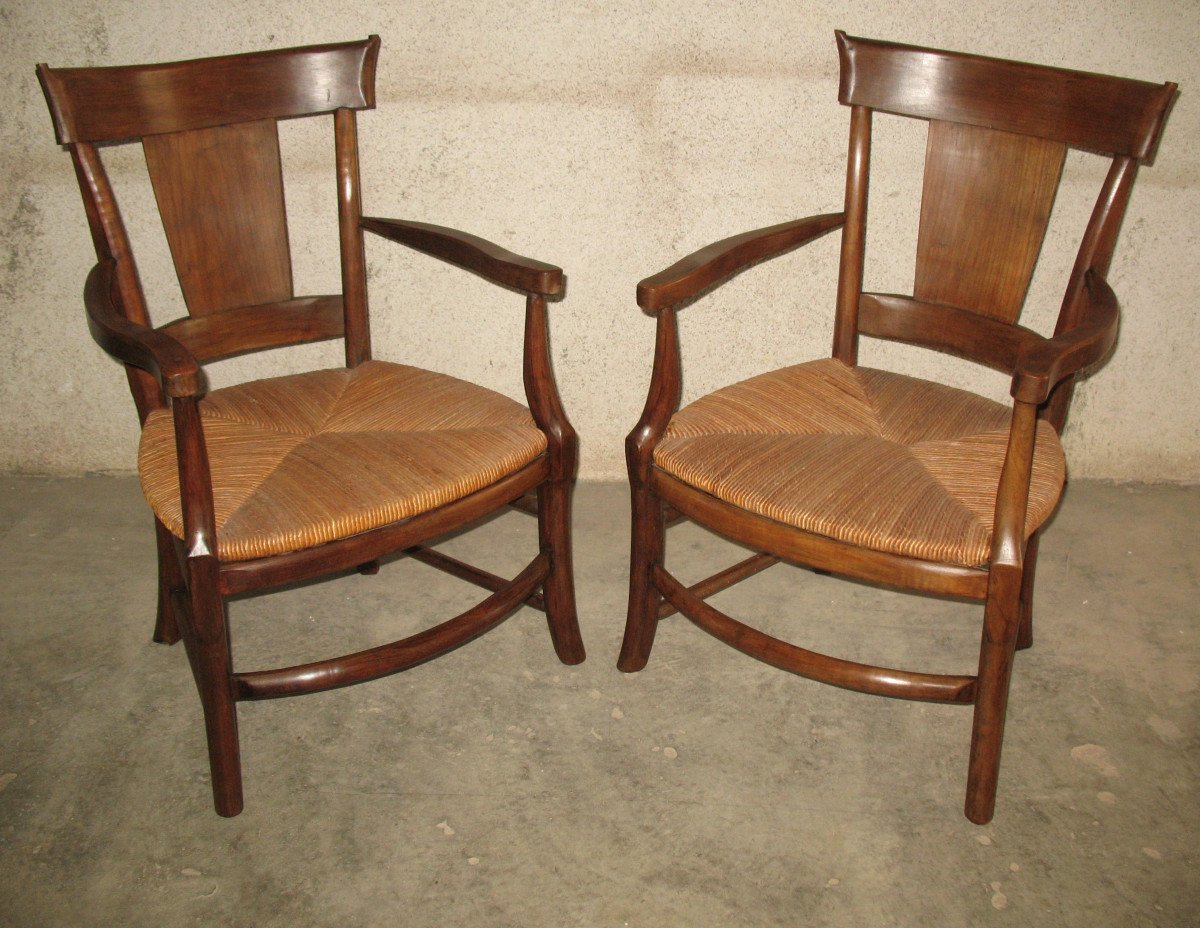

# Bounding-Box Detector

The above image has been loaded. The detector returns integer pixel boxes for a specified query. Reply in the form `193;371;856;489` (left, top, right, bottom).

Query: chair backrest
830;32;1175;429
37;37;381;419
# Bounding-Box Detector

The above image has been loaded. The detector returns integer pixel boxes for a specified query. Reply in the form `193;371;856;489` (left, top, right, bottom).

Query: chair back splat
39;37;584;816
620;31;1175;823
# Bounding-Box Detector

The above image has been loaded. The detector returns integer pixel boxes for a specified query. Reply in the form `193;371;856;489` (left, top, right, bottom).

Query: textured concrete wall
3;0;1197;481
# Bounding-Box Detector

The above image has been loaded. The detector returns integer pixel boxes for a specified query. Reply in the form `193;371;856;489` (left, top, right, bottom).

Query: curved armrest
84;261;202;398
636;212;845;312
1011;269;1120;405
361;217;563;296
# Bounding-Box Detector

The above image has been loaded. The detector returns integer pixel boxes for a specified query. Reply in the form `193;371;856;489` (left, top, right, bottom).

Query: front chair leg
187;556;243;817
965;566;1023;824
537;477;586;665
618;481;665;672
1016;533;1040;651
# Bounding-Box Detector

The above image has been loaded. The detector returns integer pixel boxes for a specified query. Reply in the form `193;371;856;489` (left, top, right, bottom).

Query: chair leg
152;520;182;645
618;482;665;672
537;477;586;665
1016;533;1040;651
965;566;1023;824
186;556;243;817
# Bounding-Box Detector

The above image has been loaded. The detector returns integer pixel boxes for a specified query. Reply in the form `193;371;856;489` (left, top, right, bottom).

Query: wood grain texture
621;30;1176;823
836;31;1175;161
363;217;564;295
915;121;1066;323
144;120;293;316
635;212;844;312
159;296;344;363
37;36;379;143
43;35;585;817
858;293;1043;373
233;552;550;700
833;105;871;363
336;108;371;366
654;565;978;704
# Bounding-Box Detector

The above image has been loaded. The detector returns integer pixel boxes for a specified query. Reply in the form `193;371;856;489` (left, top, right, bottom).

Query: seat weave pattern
654;359;1065;567
139;361;546;561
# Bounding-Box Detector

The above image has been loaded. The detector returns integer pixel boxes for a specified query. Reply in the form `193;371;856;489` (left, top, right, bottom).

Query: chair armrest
636;212;845;312
1011;270;1120;405
84;260;202;398
361;217;563;296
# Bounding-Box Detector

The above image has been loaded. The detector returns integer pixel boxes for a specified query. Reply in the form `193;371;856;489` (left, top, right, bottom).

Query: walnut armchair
38;37;585;816
619;32;1175;822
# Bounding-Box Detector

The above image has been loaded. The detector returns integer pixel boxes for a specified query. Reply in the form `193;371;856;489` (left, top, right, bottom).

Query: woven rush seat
139;360;546;561
654;358;1066;567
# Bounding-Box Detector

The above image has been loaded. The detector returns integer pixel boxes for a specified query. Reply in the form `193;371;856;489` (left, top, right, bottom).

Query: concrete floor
0;475;1196;926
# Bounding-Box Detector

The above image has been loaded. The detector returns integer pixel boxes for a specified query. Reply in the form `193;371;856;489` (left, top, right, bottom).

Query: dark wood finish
524;293;586;664
144;120;293;316
336;108;372;366
635;213;844;311
41;36;584;816
507;493;541;517
655;565;978;703
662;505;687;528
618;306;682;672
37;37;380;143
622;31;1174;823
160;296;345;363
833;105;871;364
406;544;547;612
362;218;564;296
72;144;163;422
656;552;778;620
1043;157;1139;430
1012;269;1119;404
234;552;549;700
914;122;1065;323
836;31;1176;160
858;293;1043;373
84;260;201;398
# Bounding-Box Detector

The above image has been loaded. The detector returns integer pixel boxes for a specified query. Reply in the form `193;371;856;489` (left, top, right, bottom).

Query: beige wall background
2;0;1197;482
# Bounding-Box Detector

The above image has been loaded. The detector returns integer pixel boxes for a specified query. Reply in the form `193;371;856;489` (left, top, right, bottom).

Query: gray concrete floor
0;476;1196;926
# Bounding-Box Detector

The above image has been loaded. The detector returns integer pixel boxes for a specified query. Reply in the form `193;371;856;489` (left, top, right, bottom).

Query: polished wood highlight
41;36;584;816
362;217;564;296
622;30;1175;823
654;566;978;704
836;31;1175;160
159;296;345;363
37;37;380;143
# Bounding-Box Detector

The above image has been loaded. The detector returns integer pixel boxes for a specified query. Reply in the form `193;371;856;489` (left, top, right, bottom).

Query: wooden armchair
38;37;585;816
619;32;1175;822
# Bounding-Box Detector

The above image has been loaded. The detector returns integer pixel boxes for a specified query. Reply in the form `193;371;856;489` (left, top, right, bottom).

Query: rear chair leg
187;556;243;817
965;567;1023;824
152;520;182;645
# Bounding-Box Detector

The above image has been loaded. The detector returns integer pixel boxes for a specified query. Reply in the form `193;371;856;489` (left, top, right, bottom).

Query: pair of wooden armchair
39;34;1174;822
